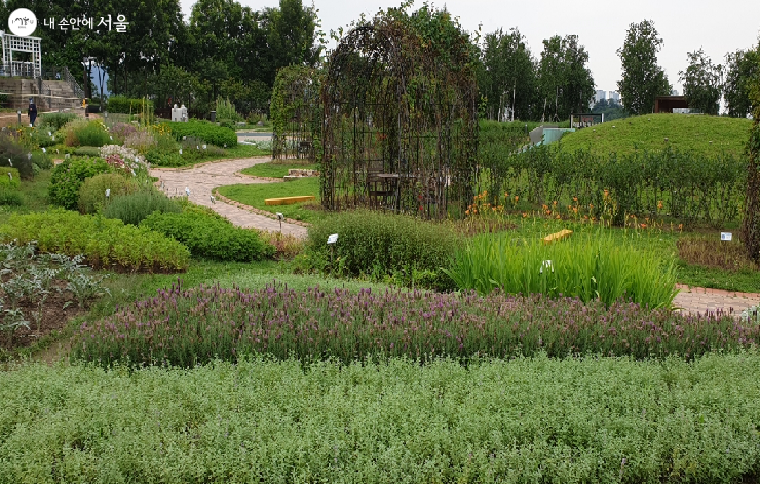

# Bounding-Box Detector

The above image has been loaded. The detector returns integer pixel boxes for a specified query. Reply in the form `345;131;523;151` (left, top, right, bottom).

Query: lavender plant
72;280;756;368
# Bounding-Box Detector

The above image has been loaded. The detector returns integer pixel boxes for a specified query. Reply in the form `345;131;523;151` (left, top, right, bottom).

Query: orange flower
504;192;509;198
465;210;470;215
678;223;683;231
657;200;663;210
640;223;647;229
604;189;609;198
522;212;528;218
556;214;561;219
542;204;548;211
553;201;557;206
514;196;519;203
589;203;594;209
573;197;578;202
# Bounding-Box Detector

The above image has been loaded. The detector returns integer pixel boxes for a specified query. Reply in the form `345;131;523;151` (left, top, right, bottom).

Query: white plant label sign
41;148;46;153
276;212;283;220
105;188;110;198
179;149;183;155
327;233;339;245
721;232;732;241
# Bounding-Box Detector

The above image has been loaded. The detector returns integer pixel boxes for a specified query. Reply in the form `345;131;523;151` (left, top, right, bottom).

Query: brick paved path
673;284;759;318
150;157;308;238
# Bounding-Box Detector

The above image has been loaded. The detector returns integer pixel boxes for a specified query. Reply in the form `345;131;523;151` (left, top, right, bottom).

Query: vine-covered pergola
320;8;479;218
271;65;323;160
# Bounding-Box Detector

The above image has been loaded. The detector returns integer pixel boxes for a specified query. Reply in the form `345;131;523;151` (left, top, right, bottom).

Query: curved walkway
150;157;308;238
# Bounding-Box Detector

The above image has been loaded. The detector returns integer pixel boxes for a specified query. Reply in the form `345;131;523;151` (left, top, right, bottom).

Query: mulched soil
0;280;87;353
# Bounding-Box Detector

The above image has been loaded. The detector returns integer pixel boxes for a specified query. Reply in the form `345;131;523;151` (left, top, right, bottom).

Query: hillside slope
556;113;752;157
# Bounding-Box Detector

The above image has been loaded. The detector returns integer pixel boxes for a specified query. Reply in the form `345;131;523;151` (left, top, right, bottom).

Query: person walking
28;99;37;127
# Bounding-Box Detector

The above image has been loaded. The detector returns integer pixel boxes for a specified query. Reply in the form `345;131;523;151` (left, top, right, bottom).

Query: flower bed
71;281;756;367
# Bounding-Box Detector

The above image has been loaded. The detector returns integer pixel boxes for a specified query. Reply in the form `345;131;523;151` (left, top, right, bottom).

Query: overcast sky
179;0;760;95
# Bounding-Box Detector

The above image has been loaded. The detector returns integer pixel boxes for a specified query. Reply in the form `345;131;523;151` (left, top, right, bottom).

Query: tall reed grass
445;233;679;309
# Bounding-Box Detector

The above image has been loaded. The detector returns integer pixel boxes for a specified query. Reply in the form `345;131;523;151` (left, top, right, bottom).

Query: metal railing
0;61;39;78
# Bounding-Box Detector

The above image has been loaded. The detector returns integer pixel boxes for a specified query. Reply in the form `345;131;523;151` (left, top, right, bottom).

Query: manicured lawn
240;161;318;178
556;113;752;156
217;177;322;222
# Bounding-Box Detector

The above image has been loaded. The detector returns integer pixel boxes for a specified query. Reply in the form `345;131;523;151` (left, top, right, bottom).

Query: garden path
673;284;759;318
150;157;308;238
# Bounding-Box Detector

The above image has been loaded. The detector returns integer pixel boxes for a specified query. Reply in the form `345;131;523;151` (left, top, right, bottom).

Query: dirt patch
0;279;87;353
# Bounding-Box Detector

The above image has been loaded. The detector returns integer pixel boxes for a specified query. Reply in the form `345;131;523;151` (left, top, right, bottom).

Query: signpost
721;232;732;241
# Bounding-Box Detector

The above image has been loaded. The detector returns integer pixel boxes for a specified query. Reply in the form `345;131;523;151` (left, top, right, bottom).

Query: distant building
595;90;606;104
608;91;620;104
671;89;680;96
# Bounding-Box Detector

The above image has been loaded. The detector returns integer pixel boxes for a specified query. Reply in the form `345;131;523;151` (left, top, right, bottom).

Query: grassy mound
556;113;752;156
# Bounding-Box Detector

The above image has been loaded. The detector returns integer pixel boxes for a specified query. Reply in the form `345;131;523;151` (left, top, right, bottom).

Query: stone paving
673;284;759;318
149;157;308;238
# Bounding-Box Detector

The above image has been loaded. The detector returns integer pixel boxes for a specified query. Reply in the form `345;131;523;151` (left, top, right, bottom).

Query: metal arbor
320;15;478;219
271;65;322;160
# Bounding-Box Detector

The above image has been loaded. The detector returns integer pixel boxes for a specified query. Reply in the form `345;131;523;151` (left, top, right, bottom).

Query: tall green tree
743;44;760;263
724;47;760;118
479;28;538;121
679;48;722;115
617;20;672;115
537;35;595;121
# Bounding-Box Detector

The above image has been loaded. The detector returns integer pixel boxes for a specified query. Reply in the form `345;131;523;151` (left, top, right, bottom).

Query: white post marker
183;136;187;140
110;135;113;140
7;159;11;167
48;131;51;136
51;135;54;141
185;187;190;197
7;173;11;181
41;148;46;153
211;195;216;204
179;148;183;155
105;188;110;198
721;232;732;241
276;212;283;233
27;153;31;160
202;145;207;150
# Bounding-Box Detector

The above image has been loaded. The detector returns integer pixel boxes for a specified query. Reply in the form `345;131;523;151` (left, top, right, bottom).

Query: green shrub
0;134;35;179
106;96;154;114
0;188;23;206
216;97;242;122
31;151;53;170
78;173;137;214
39;112;77;131
73;120;110;147
102;188;182;226
303;210;461;290
73;146;102;157
219;119;235;129
0;167;20;189
48;157;112;210
6;354;760;483
162;120;237;148
445;232;679;309
0;209;189;271
145;149;185;168
141;211;274;261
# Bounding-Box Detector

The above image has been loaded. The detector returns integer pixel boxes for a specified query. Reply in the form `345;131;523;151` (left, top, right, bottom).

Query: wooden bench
543;229;573;245
265;196;316;206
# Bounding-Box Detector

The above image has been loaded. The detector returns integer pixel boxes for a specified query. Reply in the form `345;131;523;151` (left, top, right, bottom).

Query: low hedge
0;188;22;206
4;354;760;482
0;209;190;272
162;120;237;148
141;210;273;261
106;96;154;114
48;157;112;210
303;210;461;290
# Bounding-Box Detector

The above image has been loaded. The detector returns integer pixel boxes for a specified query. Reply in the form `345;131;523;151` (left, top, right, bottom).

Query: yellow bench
264;196;315;206
543;229;573;245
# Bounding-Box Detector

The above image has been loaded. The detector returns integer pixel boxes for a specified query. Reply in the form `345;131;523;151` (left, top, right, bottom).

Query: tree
679;48;722;115
537;35;595;121
479;28;538;120
617;20;672;115
743;44;760;263
591;98;628;121
724;48;760;118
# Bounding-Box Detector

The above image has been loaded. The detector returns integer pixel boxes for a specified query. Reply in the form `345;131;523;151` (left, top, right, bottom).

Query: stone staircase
0;78;82;111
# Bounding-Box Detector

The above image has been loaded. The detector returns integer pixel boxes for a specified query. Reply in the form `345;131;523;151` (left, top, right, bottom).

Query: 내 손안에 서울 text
43;14;129;32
